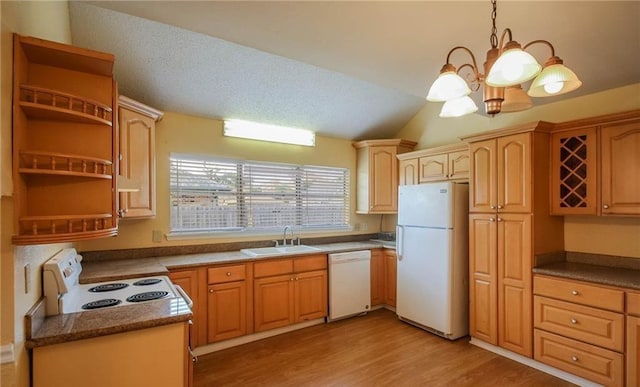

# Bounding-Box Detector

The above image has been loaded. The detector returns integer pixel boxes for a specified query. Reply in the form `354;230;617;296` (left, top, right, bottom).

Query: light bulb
543;81;563;94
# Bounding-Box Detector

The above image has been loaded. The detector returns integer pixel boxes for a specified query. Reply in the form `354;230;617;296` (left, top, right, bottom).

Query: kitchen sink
241;245;321;257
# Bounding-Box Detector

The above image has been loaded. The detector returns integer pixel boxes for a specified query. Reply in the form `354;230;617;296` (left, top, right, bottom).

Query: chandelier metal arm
445;46;482;82
496;28;514;53
457;64;482;91
523;39;556;56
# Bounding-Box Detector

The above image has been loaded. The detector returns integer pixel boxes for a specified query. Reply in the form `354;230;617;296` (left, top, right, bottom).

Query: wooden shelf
19;85;112;126
13;214;116;245
19;151;112;179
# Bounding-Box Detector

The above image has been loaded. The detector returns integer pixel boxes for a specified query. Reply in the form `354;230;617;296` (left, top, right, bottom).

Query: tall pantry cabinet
462;122;564;358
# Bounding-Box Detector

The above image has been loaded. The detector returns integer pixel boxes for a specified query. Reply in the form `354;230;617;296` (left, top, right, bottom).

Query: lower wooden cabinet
627;292;640;387
384;250;397;307
254;255;328;333
370;249;385;306
207;281;247;342
169;269;200;348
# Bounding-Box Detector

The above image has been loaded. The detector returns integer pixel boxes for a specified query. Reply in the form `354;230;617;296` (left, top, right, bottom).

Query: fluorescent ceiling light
223;119;315;147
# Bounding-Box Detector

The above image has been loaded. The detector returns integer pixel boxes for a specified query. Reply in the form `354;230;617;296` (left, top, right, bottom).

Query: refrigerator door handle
396;225;404;260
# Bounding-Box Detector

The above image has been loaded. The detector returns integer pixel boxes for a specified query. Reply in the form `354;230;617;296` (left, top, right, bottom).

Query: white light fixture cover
439;96;478;118
528;63;582;97
486;48;541;87
501;85;533;112
223;119;315;147
427;71;471;102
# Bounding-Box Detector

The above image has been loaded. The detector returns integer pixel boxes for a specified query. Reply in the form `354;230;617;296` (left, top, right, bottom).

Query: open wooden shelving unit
12;34;118;245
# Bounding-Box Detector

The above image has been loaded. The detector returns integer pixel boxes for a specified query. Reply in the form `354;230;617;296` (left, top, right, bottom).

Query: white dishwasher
328;250;371;321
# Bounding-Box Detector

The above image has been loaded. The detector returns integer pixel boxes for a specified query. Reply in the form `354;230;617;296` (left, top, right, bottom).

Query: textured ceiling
69;1;640;140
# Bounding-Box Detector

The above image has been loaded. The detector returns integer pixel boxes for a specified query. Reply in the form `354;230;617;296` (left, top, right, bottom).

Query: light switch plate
152;230;163;243
24;263;31;293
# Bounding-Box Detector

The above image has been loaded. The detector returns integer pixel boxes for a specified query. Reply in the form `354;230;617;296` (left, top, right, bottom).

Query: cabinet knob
570;318;578;324
571;290;579;296
497;205;503;209
571;356;578;362
290;277;294;281
603;204;610;209
497;217;503;222
489;218;495;222
295;277;299;281
226;272;231;276
209;289;213;293
490;205;496;210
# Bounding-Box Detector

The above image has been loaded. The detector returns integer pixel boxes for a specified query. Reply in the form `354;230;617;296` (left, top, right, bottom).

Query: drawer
208;264;246;284
628;291;640;317
293;254;327;273
533;296;624;352
533;275;624;312
254;259;293;278
534;329;624;387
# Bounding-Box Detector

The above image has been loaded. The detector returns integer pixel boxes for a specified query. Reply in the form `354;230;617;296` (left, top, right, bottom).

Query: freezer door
396;226;453;334
398;182;454;228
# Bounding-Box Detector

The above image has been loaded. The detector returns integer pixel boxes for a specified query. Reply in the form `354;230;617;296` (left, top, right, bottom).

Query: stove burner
132;278;162;286
88;283;129;292
126;291;169;303
81;299;122;310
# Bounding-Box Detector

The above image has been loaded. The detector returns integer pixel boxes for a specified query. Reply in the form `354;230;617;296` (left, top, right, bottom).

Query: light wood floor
194;309;574;386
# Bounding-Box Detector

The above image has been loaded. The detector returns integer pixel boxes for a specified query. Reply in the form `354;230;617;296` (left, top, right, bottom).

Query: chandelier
426;0;582;118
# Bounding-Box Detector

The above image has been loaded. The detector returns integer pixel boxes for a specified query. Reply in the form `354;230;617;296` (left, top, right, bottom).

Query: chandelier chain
490;0;498;48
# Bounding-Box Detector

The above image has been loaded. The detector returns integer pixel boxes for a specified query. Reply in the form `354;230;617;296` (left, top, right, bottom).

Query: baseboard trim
194;318;325;356
1;343;14;364
469;338;600;387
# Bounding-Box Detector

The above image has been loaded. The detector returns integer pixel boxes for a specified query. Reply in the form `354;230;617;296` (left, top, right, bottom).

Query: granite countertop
80;240;391;283
26;296;192;349
533;252;640;291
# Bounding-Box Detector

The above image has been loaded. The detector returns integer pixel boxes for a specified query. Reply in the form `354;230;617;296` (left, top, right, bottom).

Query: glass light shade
527;63;582;97
223;119;315;146
500;85;533;113
426;71;471;102
486;47;542;87
439;96;478;118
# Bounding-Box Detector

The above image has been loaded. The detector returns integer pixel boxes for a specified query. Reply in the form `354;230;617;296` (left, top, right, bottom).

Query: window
170;154;350;233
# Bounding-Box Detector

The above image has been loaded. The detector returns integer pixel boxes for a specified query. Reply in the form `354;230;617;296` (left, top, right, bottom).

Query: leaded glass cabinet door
550;127;598;215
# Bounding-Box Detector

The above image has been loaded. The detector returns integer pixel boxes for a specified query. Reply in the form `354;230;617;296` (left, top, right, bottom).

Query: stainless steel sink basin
240;245;321;257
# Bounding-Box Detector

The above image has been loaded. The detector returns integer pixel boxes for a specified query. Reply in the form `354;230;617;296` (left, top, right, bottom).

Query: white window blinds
170;154;349;232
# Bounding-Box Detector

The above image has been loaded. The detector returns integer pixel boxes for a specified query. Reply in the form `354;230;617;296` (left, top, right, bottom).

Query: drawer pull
571;356;579;362
226;272;231;276
571;290;579;296
570;318;578;324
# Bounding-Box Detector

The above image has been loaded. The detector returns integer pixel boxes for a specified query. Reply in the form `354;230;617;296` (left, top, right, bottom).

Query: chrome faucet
282;225;294;246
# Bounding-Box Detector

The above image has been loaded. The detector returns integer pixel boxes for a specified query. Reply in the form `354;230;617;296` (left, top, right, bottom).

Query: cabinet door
399;159;419;185
254;274;294;332
118;107;156;218
497;133;531;213
169;270;200;348
469;214;498;345
207;281;247;342
550;127;598;215
294;270;327;322
418;154;448;182
448;150;470;180
469;140;497;213
601;120;640;215
370;249;386;306
369;146;398;212
384;250;397;307
628;315;640;387
497;213;532;357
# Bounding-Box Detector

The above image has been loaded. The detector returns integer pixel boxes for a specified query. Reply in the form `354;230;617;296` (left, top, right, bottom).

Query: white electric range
42;248;191;316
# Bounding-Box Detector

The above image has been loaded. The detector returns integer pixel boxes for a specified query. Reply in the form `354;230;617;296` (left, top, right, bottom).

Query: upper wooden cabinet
550;110;640;216
468;133;533;214
397;143;469;185
12;34;118;245
353;139;416;213
117;96;163;219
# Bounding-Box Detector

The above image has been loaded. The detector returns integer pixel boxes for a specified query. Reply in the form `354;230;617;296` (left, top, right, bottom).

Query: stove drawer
534;329;624;387
208;264;246;284
534;296;624;351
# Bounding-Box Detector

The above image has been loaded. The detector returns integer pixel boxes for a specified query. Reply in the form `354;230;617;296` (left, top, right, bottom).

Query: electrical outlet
353;223;361;231
152;230;163;243
361;222;368;231
24;263;31;293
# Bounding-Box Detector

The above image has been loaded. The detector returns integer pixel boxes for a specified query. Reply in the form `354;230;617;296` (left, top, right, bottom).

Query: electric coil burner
42;248;190;316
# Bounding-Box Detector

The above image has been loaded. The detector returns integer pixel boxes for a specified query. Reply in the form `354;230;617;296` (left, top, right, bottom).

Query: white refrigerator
396;181;469;340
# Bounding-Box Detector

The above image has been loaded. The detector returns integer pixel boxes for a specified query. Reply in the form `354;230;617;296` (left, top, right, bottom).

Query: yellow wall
76;111;376;252
1;2;72;387
393;83;640;258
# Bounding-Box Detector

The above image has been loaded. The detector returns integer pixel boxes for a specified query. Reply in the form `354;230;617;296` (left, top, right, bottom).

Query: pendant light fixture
426;0;582;118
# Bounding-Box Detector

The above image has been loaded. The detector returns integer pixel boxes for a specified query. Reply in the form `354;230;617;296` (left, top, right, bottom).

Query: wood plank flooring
194;309;574;386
